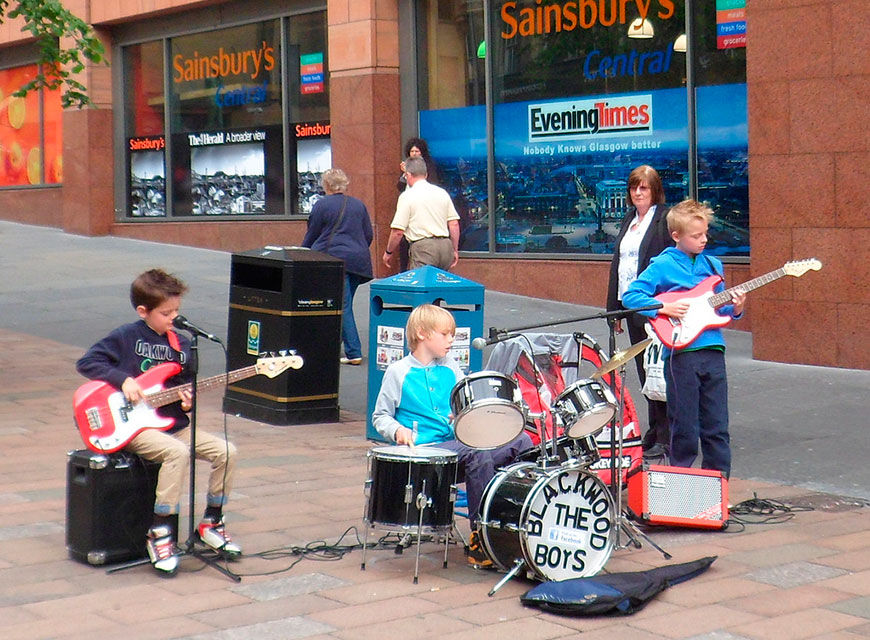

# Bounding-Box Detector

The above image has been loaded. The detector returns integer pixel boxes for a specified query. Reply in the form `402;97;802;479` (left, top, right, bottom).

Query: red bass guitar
73;354;302;453
649;259;822;349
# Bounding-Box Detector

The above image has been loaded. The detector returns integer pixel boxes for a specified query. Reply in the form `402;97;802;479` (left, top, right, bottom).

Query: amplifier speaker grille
627;464;728;529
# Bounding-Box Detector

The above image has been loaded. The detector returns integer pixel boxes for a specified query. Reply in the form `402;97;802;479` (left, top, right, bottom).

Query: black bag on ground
520;556;716;616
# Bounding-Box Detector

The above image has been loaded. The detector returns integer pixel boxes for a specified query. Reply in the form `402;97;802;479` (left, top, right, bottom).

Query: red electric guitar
649;258;822;349
73;354;303;453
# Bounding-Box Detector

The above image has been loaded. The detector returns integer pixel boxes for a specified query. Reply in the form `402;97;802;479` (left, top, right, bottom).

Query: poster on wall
295;121;331;214
190;138;265;214
716;0;746;50
0;65;42;186
129;136;166;217
420;84;749;257
169;124;284;216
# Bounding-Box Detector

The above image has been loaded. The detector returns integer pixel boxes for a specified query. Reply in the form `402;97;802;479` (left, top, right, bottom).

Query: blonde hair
406;304;455;350
667;199;714;235
321;168;349;193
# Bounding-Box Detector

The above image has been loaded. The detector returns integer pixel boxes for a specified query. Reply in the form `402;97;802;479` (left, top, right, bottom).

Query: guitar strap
166;329;182;353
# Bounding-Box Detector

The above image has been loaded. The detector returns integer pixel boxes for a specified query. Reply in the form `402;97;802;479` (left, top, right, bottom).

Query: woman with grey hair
303;169;374;365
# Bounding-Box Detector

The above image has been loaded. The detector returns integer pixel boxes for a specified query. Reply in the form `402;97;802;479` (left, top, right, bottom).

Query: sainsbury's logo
528;95;653;142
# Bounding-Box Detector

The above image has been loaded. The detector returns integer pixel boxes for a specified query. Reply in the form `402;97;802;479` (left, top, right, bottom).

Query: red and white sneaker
146;525;178;576
197;517;242;558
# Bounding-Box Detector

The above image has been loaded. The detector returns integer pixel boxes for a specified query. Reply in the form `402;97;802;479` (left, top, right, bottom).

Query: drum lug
404;483;413;505
449;484;458;503
364;478;372;497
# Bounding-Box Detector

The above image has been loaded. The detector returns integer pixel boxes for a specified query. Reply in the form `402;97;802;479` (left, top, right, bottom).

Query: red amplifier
627;464;728;530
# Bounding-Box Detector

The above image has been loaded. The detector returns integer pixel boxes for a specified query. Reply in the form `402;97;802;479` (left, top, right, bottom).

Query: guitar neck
146;365;259;408
708;267;785;308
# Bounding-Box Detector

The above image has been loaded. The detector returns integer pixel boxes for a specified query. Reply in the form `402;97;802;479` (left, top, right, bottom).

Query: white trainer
197;517;242;557
146;525;179;576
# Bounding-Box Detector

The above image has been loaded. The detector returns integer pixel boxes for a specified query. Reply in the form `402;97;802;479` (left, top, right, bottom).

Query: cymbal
591;338;652;379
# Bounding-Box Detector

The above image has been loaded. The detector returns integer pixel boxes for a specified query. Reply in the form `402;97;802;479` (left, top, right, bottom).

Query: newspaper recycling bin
366;266;484;440
223;246;344;425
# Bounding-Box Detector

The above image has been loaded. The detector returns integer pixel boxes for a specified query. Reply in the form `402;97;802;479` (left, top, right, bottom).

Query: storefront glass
288;11;331;213
418;0;748;258
125;41;166;216
121;11;328;220
415;0;489;249
0;64;61;186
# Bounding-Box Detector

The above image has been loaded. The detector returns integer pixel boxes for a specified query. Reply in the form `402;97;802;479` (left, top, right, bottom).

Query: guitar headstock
784;258;822;278
255;353;304;378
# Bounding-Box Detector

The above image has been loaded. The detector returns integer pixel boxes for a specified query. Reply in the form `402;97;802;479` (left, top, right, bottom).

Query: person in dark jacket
303;168;374;365
605;165;673;457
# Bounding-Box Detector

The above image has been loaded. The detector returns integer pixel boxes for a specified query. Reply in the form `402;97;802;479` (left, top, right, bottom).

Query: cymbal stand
606;326;671;560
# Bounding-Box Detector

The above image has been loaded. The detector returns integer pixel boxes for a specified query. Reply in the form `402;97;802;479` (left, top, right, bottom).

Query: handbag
641;323;667;402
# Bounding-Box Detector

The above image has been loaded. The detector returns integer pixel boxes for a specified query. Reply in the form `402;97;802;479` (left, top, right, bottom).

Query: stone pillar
61;14;115;236
747;0;870;369
327;0;401;276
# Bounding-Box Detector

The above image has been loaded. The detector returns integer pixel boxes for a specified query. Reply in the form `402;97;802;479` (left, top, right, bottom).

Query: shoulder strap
166;329;182;352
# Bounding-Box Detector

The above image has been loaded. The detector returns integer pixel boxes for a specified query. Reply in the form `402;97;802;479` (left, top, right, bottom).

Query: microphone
471;328;513;350
172;315;223;344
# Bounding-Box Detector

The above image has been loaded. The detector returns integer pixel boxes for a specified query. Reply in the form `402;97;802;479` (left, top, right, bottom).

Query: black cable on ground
724;492;815;531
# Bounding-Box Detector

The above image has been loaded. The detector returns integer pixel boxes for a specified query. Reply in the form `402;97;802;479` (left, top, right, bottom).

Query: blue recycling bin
366;266;484;441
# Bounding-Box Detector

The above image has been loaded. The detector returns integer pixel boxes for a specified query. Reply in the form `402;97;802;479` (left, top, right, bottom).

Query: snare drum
449;371;525;450
478;463;614;582
516;434;600;469
552;379;618;438
364;446;458;532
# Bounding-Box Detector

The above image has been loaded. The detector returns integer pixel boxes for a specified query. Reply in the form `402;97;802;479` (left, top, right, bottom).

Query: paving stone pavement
0;325;869;639
0;221;869;638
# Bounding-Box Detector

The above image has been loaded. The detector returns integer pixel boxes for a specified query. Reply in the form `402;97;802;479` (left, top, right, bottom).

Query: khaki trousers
125;426;237;515
409;236;454;271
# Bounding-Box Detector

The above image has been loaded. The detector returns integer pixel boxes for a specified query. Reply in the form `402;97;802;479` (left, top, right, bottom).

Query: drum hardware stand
488;558;526;597
361;480;455;583
602;317;671;561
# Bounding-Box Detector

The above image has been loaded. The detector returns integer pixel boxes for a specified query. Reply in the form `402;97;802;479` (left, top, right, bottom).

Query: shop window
417;0;488;250
125;41;166;216
120;11;328;220
0;64;61;186
417;0;748;258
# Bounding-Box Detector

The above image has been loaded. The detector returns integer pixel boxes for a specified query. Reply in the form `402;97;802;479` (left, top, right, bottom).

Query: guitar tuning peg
278;350;288;356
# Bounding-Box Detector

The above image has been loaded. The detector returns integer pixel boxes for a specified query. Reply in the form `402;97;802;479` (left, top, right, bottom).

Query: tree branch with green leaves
1;0;107;108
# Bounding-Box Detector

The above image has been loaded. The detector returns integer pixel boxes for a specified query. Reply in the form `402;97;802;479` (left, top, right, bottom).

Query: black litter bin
223;246;344;425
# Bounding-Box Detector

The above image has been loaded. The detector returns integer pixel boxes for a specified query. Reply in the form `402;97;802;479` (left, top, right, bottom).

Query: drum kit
361;316;670;589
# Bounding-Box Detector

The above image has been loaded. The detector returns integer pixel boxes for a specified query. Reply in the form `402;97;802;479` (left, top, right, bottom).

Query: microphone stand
479;304;663;347
179;334;240;582
106;334;240;581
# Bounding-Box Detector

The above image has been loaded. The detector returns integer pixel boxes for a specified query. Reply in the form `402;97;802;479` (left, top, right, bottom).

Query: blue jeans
665;348;731;476
342;273;364;359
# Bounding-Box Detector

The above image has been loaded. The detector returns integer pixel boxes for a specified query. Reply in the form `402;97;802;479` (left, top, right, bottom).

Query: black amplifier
65;450;164;565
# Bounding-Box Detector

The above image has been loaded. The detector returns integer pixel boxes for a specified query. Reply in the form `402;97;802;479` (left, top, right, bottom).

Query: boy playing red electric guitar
76;268;241;576
622;200;745;477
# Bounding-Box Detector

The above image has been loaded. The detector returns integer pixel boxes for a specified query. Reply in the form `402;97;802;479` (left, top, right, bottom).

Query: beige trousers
125;426;237;515
409;236;454;271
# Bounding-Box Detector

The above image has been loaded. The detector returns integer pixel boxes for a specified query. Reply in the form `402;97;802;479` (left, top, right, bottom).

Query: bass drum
478;463;614;582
